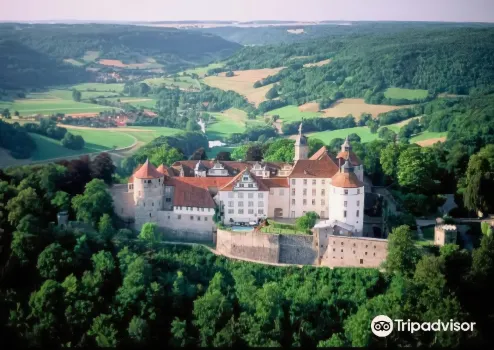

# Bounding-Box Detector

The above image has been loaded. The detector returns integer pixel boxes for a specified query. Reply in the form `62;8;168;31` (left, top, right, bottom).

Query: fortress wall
216;229;280;263
317;232;388;268
278;235;317;265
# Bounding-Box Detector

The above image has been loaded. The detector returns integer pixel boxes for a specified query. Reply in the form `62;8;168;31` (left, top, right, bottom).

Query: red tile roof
157;164;176;177
336;151;362;166
261;177;290;188
289;159;339;178
133;159;164;179
309;146;328;160
174;177;231;190
165;178;216;208
331;171;364;188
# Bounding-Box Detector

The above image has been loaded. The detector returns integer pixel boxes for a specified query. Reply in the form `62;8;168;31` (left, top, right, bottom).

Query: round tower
132;159;165;230
294;122;309;161
336;136;364;182
328;158;365;235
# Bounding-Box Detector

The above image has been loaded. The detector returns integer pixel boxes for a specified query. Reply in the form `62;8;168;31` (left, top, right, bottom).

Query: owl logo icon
371;315;394;337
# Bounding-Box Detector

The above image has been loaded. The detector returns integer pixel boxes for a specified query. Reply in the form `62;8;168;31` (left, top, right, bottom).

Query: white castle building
111;124;367;239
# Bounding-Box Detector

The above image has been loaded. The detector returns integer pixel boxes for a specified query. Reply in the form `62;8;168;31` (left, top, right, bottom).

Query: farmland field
68;129;136;149
184;62;225;77
142;76;201;90
104;97;157;108
384;88;429;100
98;57;163;69
67;83;125;92
206;108;264;139
308;126;379;144
82;50;100;62
63;58;84;66
202;68;285;106
122;126;182;143
322;98;409;119
265;105;322;123
29;133;97;161
0;98;114;116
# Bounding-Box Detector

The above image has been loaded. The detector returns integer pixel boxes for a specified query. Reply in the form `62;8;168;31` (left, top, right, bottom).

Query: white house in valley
111;124;368;238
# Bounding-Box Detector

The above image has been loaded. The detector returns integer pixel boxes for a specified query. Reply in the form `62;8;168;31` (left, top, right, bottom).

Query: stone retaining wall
278;235;317;265
216;229;279;263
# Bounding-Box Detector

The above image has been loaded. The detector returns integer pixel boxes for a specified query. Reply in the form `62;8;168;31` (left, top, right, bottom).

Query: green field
309;126;378;144
27;89;119;101
384;88;429;100
67;83;125;92
63;58;85;66
29;133;96;161
142;77;200;90
265;105;322;123
123;126;181;143
206;113;247;139
0;99;114;116
410;131;448;142
184;62;225;77
68;129;136;149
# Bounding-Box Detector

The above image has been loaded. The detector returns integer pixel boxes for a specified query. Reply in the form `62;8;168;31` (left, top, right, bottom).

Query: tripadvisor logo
371;315;476;337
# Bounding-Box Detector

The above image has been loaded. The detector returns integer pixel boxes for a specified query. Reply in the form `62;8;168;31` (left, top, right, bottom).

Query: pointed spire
133;158;163;179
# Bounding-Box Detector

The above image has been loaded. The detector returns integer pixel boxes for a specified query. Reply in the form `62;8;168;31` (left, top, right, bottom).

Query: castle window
258;201;264;207
344;201;347;207
190;216;194;220
205;217;208;221
238;201;244;207
248;209;254;214
343;210;347;218
374;245;376;249
248;184;253;188
353;250;356;254
178;215;181;219
197;216;201;221
248;193;254;198
333;248;335;252
303;199;307;206
240;184;244;188
356;210;359;217
357;189;360;194
312;199;316;205
168;216;170;220
360;259;363;264
258;209;264;215
292;179;296;185
357;200;360;206
321;199;325;205
341;242;344;245
180;206;182;210
149;213;151;217
292;189;296;196
258;193;264;199
353;243;356;247
341;249;343;252
228;201;234;207
158;178;160;183
248;201;253;207
321;189;325;195
366;245;368;248
238;193;244;199
238;209;244;214
201;208;204;212
269;188;274;195
143;203;145;207
228;209;234;214
303;189;307;196
373;252;376;256
292;199;295;205
312;189;316;196
243;176;249;181
303;179;307;185
341;256;343;259
312;179;316;185
322;179;325;185
365;252;368;255
344;189;348;195
152;202;154;206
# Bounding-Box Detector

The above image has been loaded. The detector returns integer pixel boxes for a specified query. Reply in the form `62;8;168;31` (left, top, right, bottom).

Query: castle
110;124;390;267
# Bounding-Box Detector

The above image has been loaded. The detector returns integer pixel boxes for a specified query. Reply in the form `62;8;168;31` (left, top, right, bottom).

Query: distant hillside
0;23;241;88
196;21;494;45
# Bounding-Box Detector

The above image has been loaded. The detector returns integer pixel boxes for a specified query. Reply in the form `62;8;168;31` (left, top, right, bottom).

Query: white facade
328;184;365;235
288;177;331;219
267;187;290;218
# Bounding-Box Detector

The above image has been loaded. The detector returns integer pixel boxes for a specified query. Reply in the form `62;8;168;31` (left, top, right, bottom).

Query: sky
1;0;494;23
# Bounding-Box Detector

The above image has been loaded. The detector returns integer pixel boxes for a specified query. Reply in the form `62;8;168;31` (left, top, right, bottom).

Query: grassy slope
0;99;113;115
384;88;429;100
68;129;136;149
184;62;225;77
265;105;322;123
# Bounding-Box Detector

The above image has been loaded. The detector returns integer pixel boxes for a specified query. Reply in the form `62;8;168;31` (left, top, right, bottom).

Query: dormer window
243;176;249;181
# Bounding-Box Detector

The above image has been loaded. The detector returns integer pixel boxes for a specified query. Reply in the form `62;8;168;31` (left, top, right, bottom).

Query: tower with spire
294;122;309;161
336;135;364;182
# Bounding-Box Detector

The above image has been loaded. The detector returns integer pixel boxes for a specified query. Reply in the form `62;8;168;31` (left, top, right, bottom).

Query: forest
1;155;494;347
0;23;240;88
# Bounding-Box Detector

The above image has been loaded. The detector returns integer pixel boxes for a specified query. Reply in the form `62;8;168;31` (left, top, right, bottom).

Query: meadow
68;129;136;149
104;97;157;108
206;108;264;139
67;83;125;92
265;105;322;123
0;99;113;117
384;87;429;100
202;67;284;106
184;62;225;77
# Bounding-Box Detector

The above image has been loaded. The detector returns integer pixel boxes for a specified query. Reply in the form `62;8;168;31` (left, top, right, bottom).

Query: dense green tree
265;85;279;99
263;139;294;162
397;146;437;192
71;179;113;225
149;146;183;167
138;222;160;247
98;214;115;241
384;225;421;276
37;243;74;280
461;145;494;214
90;153;116;185
2;108;11;119
295;211;319;232
61;132;85;150
51;191;71;212
6;187;41;226
88;314;118;347
71;89;82;102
